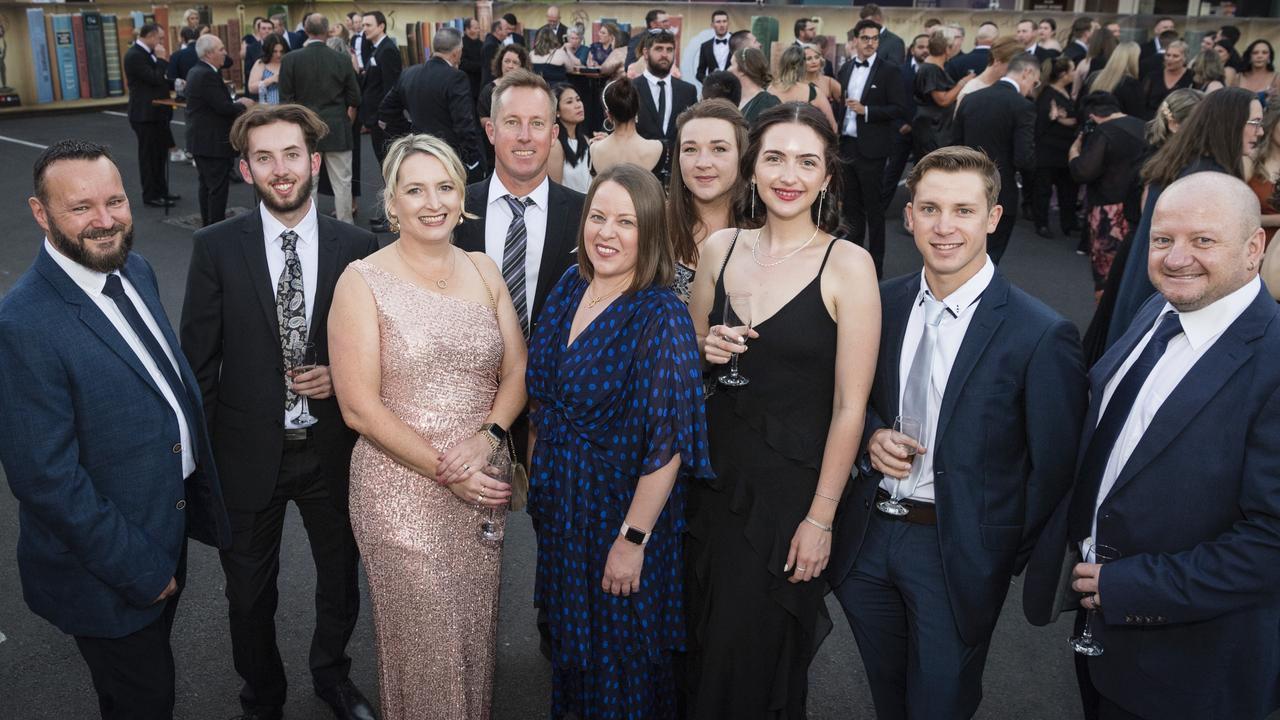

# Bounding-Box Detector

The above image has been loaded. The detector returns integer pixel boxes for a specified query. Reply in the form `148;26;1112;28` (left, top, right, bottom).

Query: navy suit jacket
0;248;231;639
830;270;1087;646
1024;287;1280;719
946;47;988;81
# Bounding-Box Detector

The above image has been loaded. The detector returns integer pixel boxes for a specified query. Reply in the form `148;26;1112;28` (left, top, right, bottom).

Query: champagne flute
876;415;923;517
718;292;753;387
287;339;318;427
1070;541;1121;656
478;446;511;543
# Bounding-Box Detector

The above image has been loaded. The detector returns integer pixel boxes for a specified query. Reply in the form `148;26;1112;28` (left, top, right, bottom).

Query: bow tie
853;59;870;68
714;38;728;45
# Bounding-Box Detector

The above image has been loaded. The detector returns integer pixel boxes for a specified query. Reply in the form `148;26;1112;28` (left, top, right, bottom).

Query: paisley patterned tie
276;230;307;410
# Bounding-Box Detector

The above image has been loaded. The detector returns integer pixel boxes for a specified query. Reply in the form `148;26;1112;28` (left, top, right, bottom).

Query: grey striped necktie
900;295;949;485
276;230;307;410
502;195;535;338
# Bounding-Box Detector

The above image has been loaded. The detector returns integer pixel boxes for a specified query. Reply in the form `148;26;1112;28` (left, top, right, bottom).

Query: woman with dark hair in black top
1033;57;1079;239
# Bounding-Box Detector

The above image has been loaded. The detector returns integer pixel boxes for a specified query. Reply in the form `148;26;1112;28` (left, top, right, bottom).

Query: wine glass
287;340;318;427
876;415;923;517
1070;541;1121;656
718;292;753;387
478;446;511;543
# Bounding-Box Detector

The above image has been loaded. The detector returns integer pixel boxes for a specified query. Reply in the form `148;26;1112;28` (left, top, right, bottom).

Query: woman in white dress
548;83;597;193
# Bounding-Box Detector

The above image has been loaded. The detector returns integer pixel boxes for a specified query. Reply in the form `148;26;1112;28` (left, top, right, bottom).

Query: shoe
164;194;182;202
315;679;377;720
143;198;175;208
1036;226;1054;239
168;149;186;163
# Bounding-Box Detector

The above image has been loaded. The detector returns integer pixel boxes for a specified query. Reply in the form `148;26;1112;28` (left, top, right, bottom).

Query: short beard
253;170;315;216
648;58;672;77
48;217;133;273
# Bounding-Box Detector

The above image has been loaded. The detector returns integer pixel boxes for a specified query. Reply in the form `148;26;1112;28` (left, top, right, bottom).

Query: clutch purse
507;438;529;512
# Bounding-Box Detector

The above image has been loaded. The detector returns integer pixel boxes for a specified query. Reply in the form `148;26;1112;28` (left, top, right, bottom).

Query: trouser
315;151;354;223
834;512;991;720
840;137;889;277
131;121;170;202
368;124;392;221
881;127;914;212
219;435;360;713
989;192;1018;264
194;155;233;227
73;543;188;720
1033;165;1079;233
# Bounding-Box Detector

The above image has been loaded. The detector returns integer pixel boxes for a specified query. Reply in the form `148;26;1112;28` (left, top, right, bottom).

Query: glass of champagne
479;446;511;543
876;415;923;517
718;292;753;387
287;339;318;427
1070;541;1120;656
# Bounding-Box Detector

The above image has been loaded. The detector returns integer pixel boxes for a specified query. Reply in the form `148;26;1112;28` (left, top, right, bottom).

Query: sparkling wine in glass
718;292;753;387
479;446;511;543
287;340;318;427
876;415;923;517
1070;541;1121;656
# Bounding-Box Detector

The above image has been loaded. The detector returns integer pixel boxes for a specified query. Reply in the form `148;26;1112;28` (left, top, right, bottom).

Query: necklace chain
586;277;630;308
396;243;456;289
751;226;821;268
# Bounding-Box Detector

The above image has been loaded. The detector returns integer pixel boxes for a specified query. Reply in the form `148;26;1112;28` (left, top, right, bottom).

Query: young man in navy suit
1025;172;1280;720
0;140;231;719
829;146;1087;719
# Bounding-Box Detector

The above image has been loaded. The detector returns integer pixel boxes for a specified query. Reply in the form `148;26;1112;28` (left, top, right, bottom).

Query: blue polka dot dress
526;268;713;720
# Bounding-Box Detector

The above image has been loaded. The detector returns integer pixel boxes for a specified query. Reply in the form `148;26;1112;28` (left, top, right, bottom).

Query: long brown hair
576;164;675;292
667;100;749;267
1142;87;1254;187
743;102;842;232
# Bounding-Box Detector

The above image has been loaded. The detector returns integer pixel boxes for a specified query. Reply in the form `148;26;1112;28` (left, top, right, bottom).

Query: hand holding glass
287;340;318;427
876;415;923;517
1070;542;1120;656
718;292;753;387
478;447;511;543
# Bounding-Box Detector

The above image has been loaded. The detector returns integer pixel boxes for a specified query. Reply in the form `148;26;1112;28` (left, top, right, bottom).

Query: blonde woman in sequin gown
329;134;527;720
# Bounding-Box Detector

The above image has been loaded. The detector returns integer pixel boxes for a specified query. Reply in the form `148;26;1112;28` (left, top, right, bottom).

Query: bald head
975;23;999;44
1149;172;1264;311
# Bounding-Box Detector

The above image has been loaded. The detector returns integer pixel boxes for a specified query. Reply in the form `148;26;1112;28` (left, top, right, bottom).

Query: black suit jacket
125;44;172;123
634;75;698;143
480;34;503;86
835;56;908;159
279;41;361;153
831;271;1086;646
185;62;246;158
1139;38;1161;66
953;80;1036;209
879;29;907;67
946;48;988;80
461;35;485;99
1031;45;1061;64
379;56;484;175
1064;40;1089;65
359;36;402;128
696;36;731;83
179;209;380;512
453;178;585;332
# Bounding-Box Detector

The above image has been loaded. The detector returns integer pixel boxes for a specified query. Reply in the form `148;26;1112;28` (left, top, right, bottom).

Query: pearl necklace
751;226;820;268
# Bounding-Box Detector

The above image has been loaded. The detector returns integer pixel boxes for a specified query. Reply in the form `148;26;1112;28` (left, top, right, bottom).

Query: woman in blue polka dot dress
526;163;713;719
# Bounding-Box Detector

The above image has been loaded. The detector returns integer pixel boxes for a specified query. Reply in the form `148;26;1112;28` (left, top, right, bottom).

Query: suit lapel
120;258;204;410
240;210;281;338
935;273;1010;440
535;183;571;316
636;79;659;127
456;181;489;252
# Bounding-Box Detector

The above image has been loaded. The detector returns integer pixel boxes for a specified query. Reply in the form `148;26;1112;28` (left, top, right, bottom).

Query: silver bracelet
803;515;833;532
814;491;840;503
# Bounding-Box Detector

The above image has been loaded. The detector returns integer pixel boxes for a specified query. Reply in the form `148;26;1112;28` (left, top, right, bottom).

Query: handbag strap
462;252;498;311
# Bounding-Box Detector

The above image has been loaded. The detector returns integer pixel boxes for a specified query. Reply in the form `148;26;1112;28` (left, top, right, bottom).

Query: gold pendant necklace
396;243;456;289
586;277;630;308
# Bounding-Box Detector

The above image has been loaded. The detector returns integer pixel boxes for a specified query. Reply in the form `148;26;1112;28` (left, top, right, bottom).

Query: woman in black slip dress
685;101;882;719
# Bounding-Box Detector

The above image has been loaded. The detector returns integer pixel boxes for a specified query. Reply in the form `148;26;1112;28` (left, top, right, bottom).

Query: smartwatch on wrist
620;522;650;546
479;423;507;451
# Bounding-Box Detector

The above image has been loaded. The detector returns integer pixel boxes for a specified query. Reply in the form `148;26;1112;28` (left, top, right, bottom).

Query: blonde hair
1091;41;1140;94
775;44;807;86
380;134;480;226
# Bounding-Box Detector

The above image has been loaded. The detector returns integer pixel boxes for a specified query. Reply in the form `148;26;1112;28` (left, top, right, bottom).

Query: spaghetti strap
715;230;742;287
817;238;838;275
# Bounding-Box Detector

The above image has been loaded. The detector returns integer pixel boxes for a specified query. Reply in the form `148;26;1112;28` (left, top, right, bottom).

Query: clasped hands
436;433;511;508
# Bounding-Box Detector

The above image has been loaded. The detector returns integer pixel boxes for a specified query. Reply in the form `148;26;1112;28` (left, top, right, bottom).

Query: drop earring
816;187;827;221
750;180;757;217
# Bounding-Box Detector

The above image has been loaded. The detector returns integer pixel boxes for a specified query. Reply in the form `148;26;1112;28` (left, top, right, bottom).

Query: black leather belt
875;487;938;525
284;427;311;442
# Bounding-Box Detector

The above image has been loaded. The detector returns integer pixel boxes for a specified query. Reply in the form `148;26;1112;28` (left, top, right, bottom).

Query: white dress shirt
1088;277;1262;549
643;69;675;134
45;239;197;478
999;77;1021;93
484;173;550;326
261;202;320;429
711;34;730;70
882;257;995;503
843;52;876;138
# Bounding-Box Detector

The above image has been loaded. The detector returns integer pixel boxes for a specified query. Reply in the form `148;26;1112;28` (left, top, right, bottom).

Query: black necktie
657;79;667;134
101;274;197;455
1067;311;1185;540
854;59;870;68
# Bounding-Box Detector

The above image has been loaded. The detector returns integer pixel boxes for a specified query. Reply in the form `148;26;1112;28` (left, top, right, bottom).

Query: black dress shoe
316;679;377;720
143;198;175;208
164;194;182;202
1035;226;1054;239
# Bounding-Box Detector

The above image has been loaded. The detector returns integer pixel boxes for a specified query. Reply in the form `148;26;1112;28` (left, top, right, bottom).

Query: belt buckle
284;427;308;442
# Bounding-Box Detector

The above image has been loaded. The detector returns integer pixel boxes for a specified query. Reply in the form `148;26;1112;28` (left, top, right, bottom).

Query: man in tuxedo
379;27;485;184
1024;172;1280;720
181;104;380;720
0;140;231;720
861;4;905;66
946;21;994;80
480;17;512;87
125;23;177;209
358;11;400;232
1139;16;1176;66
503;13;526;46
460;18;485;101
952;53;1038;264
830;146;1087;720
1139;30;1180;82
279;13;361;225
882;33;928;213
695;8;732;83
1017;18;1060;63
634;29;697;176
186;35;255;227
1064;16;1096;65
837;19;907;278
542;5;569;44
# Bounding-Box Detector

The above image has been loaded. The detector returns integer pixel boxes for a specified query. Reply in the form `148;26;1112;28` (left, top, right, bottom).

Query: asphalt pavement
0;110;1094;719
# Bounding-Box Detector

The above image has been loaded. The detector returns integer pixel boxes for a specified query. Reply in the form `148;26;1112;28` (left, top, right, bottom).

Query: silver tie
898;296;949;493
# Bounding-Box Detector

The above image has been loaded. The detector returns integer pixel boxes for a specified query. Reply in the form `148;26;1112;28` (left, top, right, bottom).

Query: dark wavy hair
491;43;531;79
743;102;842;232
1142;86;1255;187
552;83;589;168
667;99;749;267
1243;39;1276;73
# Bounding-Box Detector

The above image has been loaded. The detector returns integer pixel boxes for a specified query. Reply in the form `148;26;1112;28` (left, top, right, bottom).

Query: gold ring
476;492;482;502
479;490;486;500
463;464;471;471
796;566;807;572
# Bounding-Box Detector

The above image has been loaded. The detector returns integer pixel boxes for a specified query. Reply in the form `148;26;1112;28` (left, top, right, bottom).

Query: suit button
1125;615;1135;623
1156;616;1165;622
864;500;871;509
175;499;187;510
171;443;182;454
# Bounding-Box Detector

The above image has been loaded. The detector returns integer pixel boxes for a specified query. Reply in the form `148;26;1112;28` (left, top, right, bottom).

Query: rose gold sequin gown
346;260;506;720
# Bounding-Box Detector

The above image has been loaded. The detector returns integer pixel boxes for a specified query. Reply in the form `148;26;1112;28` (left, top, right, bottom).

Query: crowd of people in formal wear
6;5;1280;720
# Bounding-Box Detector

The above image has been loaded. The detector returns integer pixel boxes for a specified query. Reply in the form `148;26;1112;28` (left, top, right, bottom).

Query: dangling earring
750;180;757;217
816;187;827;221
388;214;400;233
